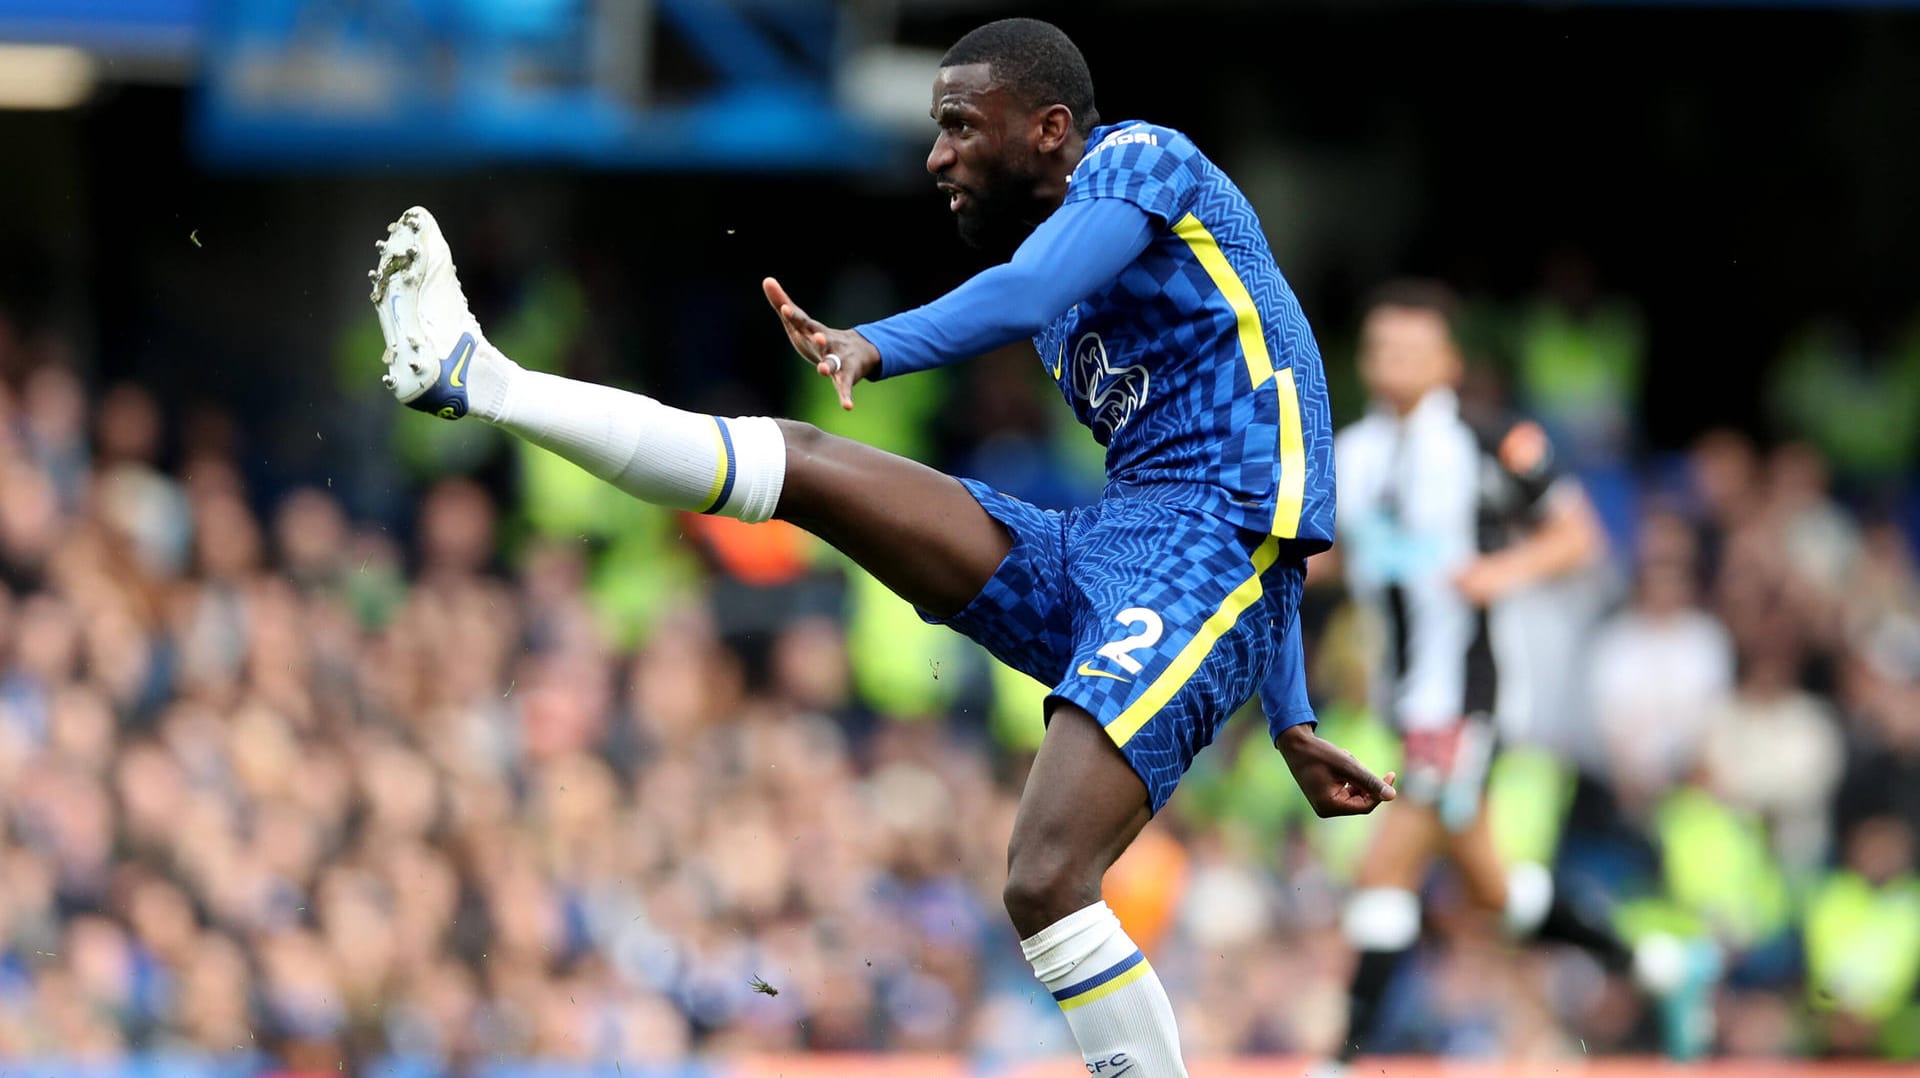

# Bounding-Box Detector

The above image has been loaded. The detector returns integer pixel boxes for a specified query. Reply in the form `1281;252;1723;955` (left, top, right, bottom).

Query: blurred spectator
1764;442;1862;603
0;283;1914;1073
1589;543;1734;815
1697;617;1845;879
1805;816;1920;1057
1768;318;1920;487
1688;428;1765;594
1513;250;1644;470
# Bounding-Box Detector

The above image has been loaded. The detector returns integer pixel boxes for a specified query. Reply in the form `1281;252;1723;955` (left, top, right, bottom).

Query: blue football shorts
925;479;1312;812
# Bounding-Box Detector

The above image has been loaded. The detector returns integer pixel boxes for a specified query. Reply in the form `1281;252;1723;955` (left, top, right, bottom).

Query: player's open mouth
938;183;970;213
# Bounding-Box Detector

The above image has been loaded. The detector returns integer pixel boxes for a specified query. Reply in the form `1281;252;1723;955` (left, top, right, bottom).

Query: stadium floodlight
0;43;94;109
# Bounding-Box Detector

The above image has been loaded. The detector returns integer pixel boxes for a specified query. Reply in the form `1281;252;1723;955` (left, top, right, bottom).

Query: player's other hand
762;277;880;411
1276;724;1397;818
1453;553;1524;607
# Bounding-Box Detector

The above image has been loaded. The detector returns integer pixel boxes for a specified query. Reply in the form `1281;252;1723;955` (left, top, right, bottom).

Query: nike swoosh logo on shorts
1076;662;1130;683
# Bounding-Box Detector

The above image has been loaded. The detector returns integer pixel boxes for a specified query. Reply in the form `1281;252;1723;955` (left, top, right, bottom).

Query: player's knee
768;419;828;518
1003;849;1097;935
772;417;823;451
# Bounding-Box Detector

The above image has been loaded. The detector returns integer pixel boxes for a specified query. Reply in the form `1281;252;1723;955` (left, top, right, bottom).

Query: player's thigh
1355;800;1445;891
773;420;1010;617
1055;504;1286;814
914;481;1076;689
1442;809;1510;913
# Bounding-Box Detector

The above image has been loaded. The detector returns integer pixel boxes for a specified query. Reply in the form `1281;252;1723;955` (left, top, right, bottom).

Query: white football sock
1022;901;1187;1077
1502;861;1555;938
468;342;785;523
1342;887;1421;951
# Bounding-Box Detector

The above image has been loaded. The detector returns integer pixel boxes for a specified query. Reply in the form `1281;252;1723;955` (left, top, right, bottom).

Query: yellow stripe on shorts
1105;535;1282;747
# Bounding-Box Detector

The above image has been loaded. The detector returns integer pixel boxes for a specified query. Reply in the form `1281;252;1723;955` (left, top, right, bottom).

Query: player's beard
952;173;1042;257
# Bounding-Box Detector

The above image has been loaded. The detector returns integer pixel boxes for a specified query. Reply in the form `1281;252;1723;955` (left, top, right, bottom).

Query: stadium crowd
0;280;1916;1073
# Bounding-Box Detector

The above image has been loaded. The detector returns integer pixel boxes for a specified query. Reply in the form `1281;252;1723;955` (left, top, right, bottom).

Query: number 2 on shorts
1095;607;1164;675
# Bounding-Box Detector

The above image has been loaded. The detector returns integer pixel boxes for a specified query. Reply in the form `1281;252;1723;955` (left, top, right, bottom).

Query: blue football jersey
1032;120;1335;551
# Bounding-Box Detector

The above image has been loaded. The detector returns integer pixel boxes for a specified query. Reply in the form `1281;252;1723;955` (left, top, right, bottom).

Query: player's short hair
1366;279;1461;340
942;18;1099;136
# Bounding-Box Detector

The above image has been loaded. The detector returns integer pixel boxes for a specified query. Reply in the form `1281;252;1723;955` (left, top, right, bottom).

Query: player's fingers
762;276;794;313
1342;781;1394;814
1344;755;1396;800
815;355;855;408
785;324;820;362
773;287;816;331
762;279;827;358
786;320;821;359
788;313;830;356
763;282;820;361
1322;788;1376;818
832;361;856;410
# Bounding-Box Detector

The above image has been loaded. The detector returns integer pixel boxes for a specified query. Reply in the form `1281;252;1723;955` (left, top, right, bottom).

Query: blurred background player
371;18;1393;1077
1301;281;1719;1069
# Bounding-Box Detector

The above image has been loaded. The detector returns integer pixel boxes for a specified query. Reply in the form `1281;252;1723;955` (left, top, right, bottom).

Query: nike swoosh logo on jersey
1076;662;1130;683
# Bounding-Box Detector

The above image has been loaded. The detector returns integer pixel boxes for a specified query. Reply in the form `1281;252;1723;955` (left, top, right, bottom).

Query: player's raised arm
855;198;1152;373
762;198;1154;409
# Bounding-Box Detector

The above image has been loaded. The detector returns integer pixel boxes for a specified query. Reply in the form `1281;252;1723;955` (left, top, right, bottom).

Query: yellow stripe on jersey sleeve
1272;366;1305;539
1172;213;1274;387
1170;211;1306;540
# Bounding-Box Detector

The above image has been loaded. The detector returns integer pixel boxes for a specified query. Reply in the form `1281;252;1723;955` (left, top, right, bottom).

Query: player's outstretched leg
370;206;1009;616
372;206;786;515
1444;819;1722;1060
1006;702;1185;1077
1335;799;1440;1063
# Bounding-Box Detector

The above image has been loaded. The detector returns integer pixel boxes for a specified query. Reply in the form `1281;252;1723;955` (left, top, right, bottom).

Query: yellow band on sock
1058;958;1153;1012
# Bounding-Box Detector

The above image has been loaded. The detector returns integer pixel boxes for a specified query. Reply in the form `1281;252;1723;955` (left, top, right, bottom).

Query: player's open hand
1276;724;1398;818
762;278;881;411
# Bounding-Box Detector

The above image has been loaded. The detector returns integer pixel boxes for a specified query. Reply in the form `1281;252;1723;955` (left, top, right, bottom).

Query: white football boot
368;206;486;420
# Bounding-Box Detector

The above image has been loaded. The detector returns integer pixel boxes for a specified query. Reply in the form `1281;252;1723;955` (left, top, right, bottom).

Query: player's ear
1034;104;1074;154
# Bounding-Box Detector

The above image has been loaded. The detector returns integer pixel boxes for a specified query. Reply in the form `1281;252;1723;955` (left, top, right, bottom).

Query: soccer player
369;18;1395;1074
1295;282;1718;1067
